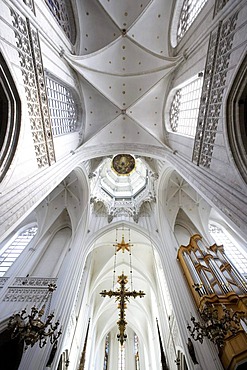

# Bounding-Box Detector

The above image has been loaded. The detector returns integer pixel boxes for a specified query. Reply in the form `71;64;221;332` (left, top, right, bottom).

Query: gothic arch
174;208;199;246
31;210;72;278
227;53;247;183
0;51;21;183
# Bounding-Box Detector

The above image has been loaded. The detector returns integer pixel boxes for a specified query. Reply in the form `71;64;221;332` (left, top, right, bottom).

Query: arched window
103;333;110;370
44;0;76;44
209;223;247;277
176;350;188;370
118;342;125;370
227;54;247;183
134;333;140;370
0;226;37;277
168;73;203;137
31;227;72;278
177;0;208;43
45;74;79;137
0;52;21;182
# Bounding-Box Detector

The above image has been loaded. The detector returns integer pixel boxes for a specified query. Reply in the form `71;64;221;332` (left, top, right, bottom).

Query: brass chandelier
8;283;62;350
187;303;245;348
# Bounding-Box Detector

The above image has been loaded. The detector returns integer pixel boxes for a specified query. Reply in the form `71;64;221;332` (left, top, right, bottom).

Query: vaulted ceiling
65;0;183;148
62;1;190;357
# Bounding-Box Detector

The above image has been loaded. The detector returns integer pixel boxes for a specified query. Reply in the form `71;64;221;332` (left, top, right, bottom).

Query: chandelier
187;303;245;348
8;283;62;350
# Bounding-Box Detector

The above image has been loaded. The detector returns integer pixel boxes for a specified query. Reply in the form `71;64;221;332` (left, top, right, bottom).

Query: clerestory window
134;333;140;370
0;226;37;277
177;0;208;43
118;342;125;370
46;75;79;137
103;333;110;370
44;0;76;44
209;223;247;277
169;73;203;137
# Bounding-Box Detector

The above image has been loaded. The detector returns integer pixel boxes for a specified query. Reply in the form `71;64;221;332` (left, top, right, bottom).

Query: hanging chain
112;229;118;291
44;283;56;318
129;228;133;291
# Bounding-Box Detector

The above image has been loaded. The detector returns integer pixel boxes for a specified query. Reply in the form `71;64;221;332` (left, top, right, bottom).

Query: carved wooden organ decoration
178;234;247;307
178;234;247;370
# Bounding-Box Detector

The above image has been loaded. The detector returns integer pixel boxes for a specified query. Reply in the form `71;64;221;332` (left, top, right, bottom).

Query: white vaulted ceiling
61;1;194;363
64;0;183;147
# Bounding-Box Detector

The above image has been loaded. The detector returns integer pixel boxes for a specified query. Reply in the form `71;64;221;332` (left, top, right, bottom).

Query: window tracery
46;75;78;137
11;9;55;168
177;0;208;43
192;12;239;167
169;74;203;137
0;226;37;277
44;0;76;44
209;223;247;276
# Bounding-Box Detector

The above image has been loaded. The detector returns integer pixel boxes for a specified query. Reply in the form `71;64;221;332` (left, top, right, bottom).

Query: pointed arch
0;225;37;277
226;53;247;183
31;209;72;277
0;51;21;182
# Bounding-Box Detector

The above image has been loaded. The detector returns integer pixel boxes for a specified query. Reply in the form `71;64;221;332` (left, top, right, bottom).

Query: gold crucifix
100;273;145;345
114;234;132;253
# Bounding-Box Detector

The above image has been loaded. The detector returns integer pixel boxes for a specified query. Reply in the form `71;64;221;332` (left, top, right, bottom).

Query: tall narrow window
134;334;140;370
103;333;110;370
177;0;208;43
46;75;78;137
118;343;125;370
169;73;203;137
44;0;76;44
0;226;37;277
177;350;188;370
209;223;247;276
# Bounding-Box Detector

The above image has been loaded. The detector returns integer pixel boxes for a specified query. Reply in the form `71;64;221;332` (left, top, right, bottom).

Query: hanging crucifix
100;273;145;345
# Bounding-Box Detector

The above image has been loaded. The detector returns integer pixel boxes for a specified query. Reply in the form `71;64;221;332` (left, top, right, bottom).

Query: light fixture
8;283;62;350
187;303;245;348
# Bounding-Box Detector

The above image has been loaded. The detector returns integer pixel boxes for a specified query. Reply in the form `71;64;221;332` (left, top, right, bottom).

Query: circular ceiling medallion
112;154;135;175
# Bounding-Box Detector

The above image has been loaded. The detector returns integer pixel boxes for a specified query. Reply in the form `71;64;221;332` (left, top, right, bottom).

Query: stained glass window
103;333;110;370
169;73;203;137
46;76;78;137
134;334;140;370
45;0;76;43
177;0;208;43
209;223;247;276
0;226;37;276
